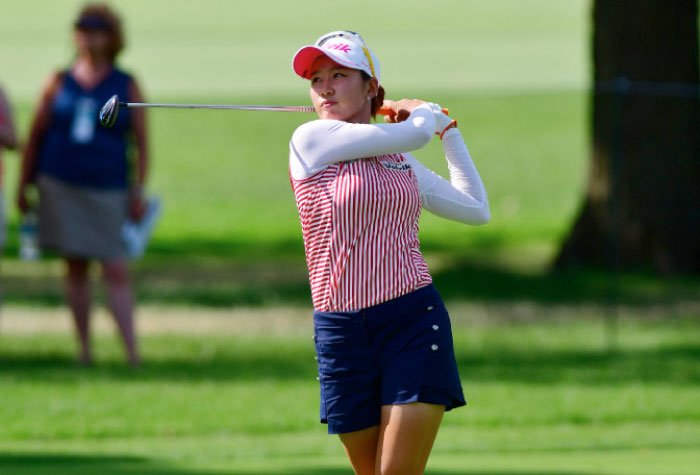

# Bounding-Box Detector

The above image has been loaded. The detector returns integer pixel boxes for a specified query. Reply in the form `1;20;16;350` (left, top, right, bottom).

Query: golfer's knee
378;464;417;475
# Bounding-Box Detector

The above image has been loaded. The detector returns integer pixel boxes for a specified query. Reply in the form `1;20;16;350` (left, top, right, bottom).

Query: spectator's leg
66;257;92;365
102;259;139;366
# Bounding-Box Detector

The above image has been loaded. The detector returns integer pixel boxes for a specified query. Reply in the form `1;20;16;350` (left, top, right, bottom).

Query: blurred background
0;1;698;474
2;0;595;304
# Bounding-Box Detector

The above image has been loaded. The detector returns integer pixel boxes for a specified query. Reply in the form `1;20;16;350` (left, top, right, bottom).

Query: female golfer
17;3;148;366
290;31;490;474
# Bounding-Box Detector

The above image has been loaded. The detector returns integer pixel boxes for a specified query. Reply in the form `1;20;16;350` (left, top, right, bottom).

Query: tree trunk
555;0;700;273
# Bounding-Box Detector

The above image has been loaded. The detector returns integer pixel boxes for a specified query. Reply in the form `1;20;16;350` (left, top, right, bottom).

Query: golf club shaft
119;101;316;113
118;102;447;116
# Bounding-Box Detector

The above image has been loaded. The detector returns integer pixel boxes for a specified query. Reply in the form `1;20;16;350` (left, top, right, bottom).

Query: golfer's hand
381;99;427;123
428;103;454;135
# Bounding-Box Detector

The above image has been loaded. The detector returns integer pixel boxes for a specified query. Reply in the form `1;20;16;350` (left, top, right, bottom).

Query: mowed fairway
1;0;700;474
1;307;700;474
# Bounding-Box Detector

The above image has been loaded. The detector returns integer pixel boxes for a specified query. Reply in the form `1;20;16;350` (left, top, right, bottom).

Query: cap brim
293;45;369;80
292;46;327;79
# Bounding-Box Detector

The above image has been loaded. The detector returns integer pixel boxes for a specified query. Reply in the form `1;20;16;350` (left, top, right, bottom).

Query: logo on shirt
380;161;412;171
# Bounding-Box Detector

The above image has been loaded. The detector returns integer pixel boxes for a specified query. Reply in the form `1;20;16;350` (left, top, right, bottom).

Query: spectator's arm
128;78;148;188
17;72;62;212
0;88;17;150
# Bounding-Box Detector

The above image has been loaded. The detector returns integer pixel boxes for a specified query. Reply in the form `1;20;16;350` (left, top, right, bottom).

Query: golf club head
99;94;120;128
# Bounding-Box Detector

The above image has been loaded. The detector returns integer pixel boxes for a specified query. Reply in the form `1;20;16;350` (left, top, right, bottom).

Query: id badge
71;96;97;143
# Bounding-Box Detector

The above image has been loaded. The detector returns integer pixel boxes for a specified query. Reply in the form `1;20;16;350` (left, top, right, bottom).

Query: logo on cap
325;42;351;53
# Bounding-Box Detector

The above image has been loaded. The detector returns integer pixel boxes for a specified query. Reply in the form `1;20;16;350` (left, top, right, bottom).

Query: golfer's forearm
442;129;488;206
409;153;490;225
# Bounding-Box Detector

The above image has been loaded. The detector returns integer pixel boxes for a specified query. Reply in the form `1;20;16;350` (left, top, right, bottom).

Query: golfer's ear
368;77;379;97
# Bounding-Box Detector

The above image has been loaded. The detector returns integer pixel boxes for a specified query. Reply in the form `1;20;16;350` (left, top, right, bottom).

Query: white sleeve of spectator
289;104;435;180
406;128;490;225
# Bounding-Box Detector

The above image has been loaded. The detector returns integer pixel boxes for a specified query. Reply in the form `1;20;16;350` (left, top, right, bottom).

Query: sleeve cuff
427;102;453;132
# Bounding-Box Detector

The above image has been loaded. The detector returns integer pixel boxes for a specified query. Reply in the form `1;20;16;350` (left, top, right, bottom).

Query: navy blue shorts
313;284;466;434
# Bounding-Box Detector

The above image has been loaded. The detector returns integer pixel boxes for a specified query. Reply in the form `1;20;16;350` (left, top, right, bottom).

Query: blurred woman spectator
17;3;148;366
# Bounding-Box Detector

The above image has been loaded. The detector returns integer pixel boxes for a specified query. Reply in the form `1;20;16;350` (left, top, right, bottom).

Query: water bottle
19;210;41;261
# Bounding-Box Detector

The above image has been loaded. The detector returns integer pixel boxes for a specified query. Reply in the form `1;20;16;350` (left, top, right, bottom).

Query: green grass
0;0;591;264
1;311;699;474
0;0;590;100
1;1;599;307
1;1;699;473
2;90;588;254
0;89;596;307
2;87;599;306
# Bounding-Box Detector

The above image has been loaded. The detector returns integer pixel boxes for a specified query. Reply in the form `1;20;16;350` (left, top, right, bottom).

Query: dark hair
74;3;124;62
361;71;385;118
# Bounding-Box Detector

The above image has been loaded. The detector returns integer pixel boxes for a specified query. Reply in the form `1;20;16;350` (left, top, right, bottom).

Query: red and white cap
292;30;381;82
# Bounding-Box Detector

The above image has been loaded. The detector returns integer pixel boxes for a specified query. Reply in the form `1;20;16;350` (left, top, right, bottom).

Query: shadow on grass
2;249;698;308
456;343;700;384
0;454;594;475
2;341;698;385
0;453;196;475
229;470;592;475
0;346;317;383
431;259;700;306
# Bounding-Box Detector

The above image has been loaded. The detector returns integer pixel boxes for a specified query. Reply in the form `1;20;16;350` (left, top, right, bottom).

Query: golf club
99;95;448;128
99;95;318;127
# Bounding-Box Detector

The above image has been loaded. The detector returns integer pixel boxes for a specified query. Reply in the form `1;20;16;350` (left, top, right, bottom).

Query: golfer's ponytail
371;86;385;118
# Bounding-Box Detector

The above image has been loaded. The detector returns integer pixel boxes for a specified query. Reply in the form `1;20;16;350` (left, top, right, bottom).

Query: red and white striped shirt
292;153;432;311
290;104;489;311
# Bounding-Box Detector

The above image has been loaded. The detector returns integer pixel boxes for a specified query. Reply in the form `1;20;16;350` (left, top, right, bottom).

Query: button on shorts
312;284;466;434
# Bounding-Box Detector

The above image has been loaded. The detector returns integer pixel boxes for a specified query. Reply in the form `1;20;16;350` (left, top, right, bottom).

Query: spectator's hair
74;3;124;62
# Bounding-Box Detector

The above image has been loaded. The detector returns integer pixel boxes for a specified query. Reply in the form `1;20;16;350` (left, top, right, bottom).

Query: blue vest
38;68;132;189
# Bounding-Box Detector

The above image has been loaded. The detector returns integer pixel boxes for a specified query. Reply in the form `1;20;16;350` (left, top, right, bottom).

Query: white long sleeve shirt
290;103;489;311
